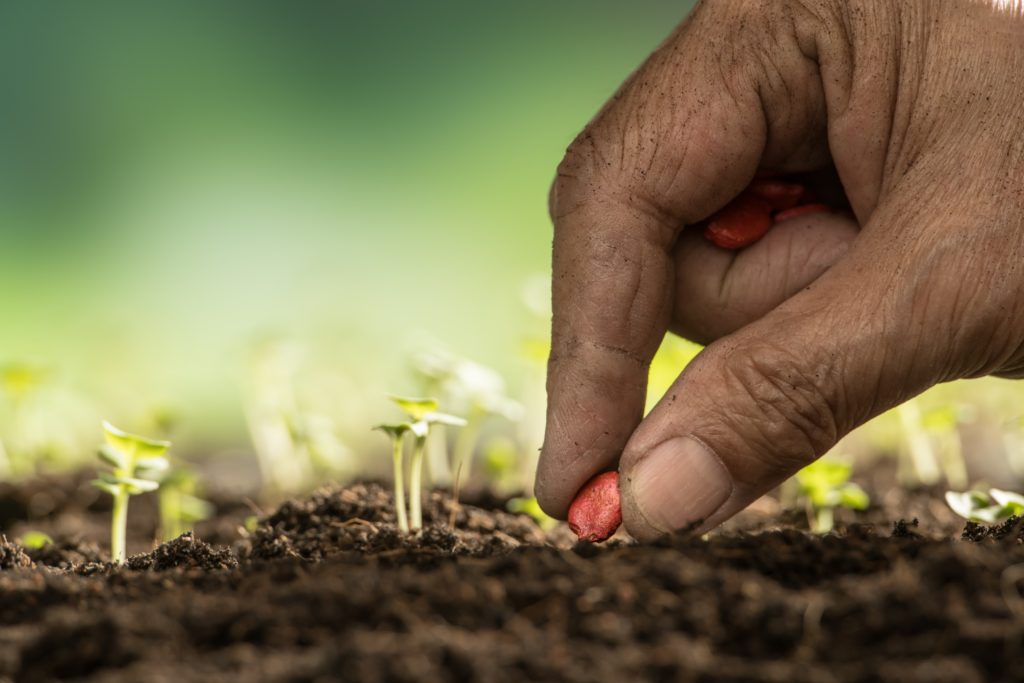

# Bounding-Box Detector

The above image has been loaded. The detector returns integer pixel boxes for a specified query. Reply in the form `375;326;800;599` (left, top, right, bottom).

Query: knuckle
713;342;839;473
551;128;622;221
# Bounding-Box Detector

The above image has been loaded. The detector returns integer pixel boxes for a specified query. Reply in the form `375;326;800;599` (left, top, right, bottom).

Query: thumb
617;208;955;540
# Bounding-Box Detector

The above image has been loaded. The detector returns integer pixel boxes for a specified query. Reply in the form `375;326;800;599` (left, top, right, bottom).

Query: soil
1;478;1023;683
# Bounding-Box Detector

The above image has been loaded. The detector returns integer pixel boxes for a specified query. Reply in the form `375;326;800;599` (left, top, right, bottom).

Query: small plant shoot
158;466;215;542
946;488;1024;523
373;423;414;533
795;459;869;533
385;395;466;532
91;421;170;563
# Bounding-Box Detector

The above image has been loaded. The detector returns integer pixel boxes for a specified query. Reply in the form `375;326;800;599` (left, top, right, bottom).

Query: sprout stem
392;436;409;533
813;505;834;534
111;491;129;564
409;435;427;530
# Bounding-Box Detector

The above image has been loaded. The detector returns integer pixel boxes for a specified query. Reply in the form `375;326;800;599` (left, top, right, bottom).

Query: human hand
535;0;1024;539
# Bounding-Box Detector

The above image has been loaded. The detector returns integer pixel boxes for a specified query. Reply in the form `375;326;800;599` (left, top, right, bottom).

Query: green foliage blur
0;1;693;459
3;2;1024;502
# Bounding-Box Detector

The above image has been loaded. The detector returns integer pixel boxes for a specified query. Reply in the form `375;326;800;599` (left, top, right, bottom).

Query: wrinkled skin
535;0;1024;540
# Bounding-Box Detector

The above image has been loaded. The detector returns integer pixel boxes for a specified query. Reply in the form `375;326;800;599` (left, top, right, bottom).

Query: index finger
534;23;773;518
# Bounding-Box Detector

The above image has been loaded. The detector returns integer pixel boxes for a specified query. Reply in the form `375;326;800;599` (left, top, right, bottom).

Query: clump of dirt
126;532;238;571
0;536;34;570
962;515;1024;543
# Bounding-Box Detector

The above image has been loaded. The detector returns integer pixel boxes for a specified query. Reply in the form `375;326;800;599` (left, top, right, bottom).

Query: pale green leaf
18;531;54;550
91;479;121;497
135;456;170;474
97;444;126;469
424;411;467;427
838;484;869;510
102;421;171;459
105;474;160;494
387;396;439;421
373;423;412;439
990;488;1024;509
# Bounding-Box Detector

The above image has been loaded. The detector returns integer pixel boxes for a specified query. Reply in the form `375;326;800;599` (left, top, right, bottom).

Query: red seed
746;179;805;211
568;471;622;542
703;194;773;250
773;203;831;222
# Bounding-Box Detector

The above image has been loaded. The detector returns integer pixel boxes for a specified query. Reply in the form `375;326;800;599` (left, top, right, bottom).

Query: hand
535;0;1024;539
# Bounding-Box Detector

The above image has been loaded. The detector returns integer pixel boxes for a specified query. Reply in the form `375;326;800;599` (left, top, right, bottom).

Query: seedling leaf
135;456;171;474
424;411;468;427
990;488;1024;511
388;395;439;421
97;444;126;469
18;531;54;550
944;490;986;520
102;421;171;458
944;489;1017;523
373;423;412;439
117;477;161;494
409;420;430;439
838;484;869;510
91;479;121;497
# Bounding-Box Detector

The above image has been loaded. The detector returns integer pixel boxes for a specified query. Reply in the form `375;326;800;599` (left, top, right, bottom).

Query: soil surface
1;480;1023;683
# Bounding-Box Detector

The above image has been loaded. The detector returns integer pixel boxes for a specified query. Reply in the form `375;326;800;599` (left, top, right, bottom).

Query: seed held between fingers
567;471;623;542
704;194;773;249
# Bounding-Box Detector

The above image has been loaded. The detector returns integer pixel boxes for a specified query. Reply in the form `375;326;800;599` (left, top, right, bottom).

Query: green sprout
373;423;415;533
17;531;54;550
386;396;466;531
896;399;969;489
91;422;170;564
158;466;214;542
795;459;869;533
946;488;1024;523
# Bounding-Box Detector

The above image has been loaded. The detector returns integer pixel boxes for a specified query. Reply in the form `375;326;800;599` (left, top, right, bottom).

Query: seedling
158;466;214;542
795;459;869;533
387;396;466;531
91;422;170;563
946;488;1024;523
373;423;415;533
896;399;969;489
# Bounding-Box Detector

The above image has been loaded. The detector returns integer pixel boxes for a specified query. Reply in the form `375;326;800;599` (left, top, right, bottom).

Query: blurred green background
2;1;1023;497
0;2;691;459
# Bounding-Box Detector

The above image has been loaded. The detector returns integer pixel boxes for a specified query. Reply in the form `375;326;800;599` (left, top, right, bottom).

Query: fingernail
630;436;733;533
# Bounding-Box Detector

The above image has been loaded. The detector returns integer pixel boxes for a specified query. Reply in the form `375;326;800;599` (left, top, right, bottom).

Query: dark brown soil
1;481;1023;683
